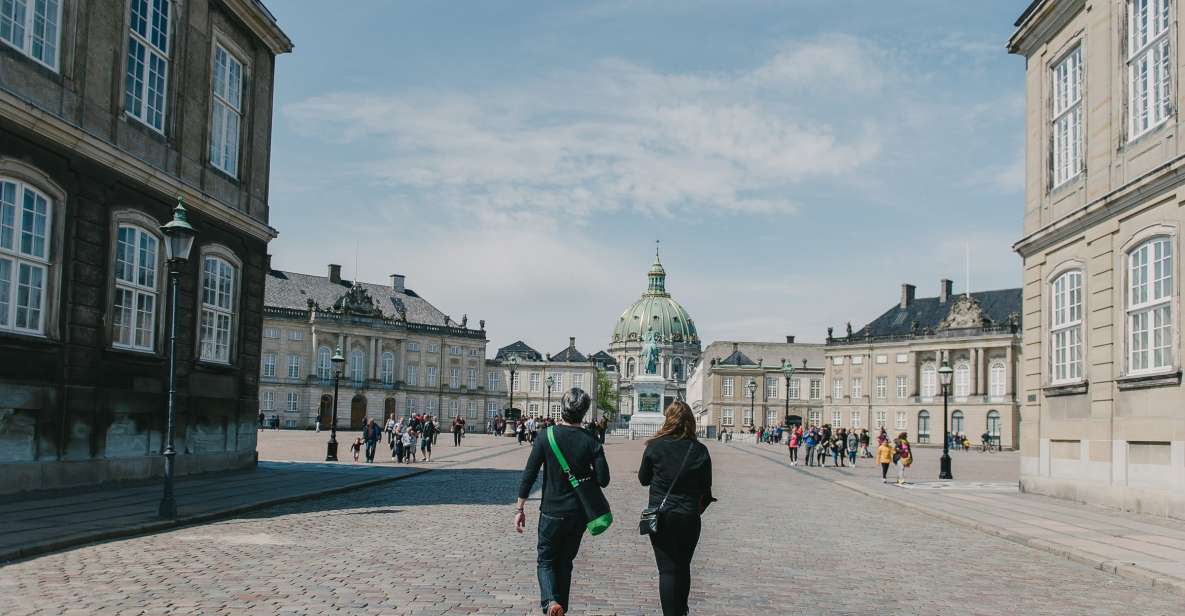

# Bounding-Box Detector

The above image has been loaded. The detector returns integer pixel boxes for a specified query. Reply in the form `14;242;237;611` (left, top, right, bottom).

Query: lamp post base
325;439;338;462
939;453;953;480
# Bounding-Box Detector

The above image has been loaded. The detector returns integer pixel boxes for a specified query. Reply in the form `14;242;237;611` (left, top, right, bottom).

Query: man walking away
515;388;609;616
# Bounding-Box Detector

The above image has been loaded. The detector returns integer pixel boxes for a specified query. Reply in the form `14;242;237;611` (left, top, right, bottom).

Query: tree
595;369;618;422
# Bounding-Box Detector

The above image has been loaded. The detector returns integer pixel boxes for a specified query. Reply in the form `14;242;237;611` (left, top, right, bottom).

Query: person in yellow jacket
876;440;894;483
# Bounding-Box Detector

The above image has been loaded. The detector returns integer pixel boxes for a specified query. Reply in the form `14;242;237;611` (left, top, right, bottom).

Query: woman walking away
516;388;610;616
877;438;894;483
638;401;715;616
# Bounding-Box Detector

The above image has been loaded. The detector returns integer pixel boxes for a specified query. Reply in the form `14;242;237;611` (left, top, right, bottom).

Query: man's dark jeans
364;441;377;462
536;511;586;613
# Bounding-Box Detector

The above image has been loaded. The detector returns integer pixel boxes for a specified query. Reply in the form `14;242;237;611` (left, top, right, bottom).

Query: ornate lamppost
938;360;954;480
157;198;197;519
746;378;757;433
781;359;796;427
507;355;519;426
545;374;555;421
325;346;345;461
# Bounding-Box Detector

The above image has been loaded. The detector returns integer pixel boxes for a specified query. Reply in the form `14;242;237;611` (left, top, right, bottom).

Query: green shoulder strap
546;426;581;489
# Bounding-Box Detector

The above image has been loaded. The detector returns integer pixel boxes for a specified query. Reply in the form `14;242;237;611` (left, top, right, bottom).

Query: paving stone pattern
2;434;1182;615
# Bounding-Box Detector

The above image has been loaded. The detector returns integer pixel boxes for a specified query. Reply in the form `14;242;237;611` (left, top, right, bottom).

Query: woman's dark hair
560;388;591;423
650;400;697;442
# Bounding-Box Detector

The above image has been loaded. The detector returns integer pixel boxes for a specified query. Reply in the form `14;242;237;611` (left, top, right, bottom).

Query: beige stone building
486;339;617;423
824;281;1022;449
686;339;825;437
1010;0;1185;517
261;264;491;430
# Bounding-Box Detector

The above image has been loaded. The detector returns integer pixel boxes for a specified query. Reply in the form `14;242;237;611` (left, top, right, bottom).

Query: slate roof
854;288;1022;338
495;341;543;362
264;270;456;327
590;350;618;370
717;348;756;367
700;341;826;372
550;345;587;363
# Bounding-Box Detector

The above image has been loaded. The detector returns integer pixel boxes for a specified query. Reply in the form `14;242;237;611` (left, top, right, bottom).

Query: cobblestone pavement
3;435;1182;615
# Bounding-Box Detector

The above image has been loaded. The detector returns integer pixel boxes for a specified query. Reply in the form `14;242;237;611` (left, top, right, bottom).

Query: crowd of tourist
738;424;917;484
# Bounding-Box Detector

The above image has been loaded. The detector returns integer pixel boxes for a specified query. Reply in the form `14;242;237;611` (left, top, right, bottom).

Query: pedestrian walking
803;430;816;467
421;418;436;462
515;388;610;616
517;420;526;445
350;437;362;462
258;411;265;430
385;414;397;447
787;428;799;465
638;401;715;616
877;438;893;482
453;415;466;446
895;432;912;484
362;418;382;463
846;429;858;467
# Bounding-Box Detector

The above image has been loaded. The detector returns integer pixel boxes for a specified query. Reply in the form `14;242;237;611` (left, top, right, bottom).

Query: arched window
954;361;970;398
381;352;395;384
1128;236;1173;373
112;223;160;351
317;346;332;379
626;357;636;378
917;410;931;443
921;363;936;398
199;254;237;363
672;358;683;381
951;410;965;435
986;410;1001;437
349;350;364;383
990;361;1006;398
0;176;52;335
1051;270;1083;382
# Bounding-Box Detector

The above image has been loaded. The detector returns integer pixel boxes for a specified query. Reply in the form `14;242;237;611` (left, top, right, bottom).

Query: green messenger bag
546;426;613;536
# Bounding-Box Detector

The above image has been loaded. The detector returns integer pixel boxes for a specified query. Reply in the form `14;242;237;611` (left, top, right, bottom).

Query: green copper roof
612;251;698;344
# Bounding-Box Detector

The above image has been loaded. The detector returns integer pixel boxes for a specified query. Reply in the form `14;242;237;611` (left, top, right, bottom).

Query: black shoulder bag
639;442;693;536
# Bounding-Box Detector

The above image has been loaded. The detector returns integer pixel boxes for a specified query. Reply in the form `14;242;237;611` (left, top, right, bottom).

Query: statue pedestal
629;374;667;439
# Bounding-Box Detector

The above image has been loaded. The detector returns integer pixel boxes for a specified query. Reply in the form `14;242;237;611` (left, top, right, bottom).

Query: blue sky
265;1;1028;355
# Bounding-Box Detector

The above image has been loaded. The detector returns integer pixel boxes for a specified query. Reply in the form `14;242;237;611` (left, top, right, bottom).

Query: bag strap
658;442;694;511
546;427;581;489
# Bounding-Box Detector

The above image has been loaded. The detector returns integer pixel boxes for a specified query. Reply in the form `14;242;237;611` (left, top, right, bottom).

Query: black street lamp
325;346;345;461
157;197;197;519
545;374;555;421
781;359;796;427
746;377;757;431
938;360;954;480
507;355;519;427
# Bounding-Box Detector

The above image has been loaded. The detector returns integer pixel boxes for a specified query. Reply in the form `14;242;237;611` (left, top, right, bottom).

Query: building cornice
1008;0;1082;56
0;90;279;242
221;0;294;55
1013;153;1185;257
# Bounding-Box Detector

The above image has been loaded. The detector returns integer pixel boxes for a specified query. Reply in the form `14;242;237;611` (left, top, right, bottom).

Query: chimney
939;279;953;304
900;284;916;309
785;335;795;344
390;274;406;293
328;264;342;284
569;336;576;349
265;254;272;273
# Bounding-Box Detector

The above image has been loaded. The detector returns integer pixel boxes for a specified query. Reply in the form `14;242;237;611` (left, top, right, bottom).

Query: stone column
970;348;979;397
370;337;379;380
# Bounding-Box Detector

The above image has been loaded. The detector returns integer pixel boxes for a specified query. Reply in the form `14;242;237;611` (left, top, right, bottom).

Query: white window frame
832;377;844;400
209;41;245;177
263;326;279;339
349;350;364;383
261;353;275;378
918;410;931;439
547;372;562;391
286;391;299;413
831;410;842;427
529;371;540;393
851;411;861;428
722;376;734;398
0;176;52;336
921;363;937;399
851;355;863;365
742;407;753;426
875;410;886;428
809;409;821;426
1052;45;1084;187
765;410;777;426
288;329;303;341
1127;236;1174;374
198;253;237;364
572;373;584;390
427;365;438;387
1051;270;1084;383
317;346;331;379
1127;0;1173;140
895;411;907;431
111;223;160;352
406;364;418;386
895;353;909;363
851;376;863;399
488;371;499;391
406;341;419;352
261;389;273;411
287;354;301;379
952;410;965;435
954;361;970;399
428;343;440;353
765;376;778;399
450;367;460;389
124;0;171;133
832;356;844;365
875;354;888;364
875;376;887;400
0;0;62;70
467;367;477;389
788;378;800;399
809;379;821;400
721;407;734;426
990;362;1007;398
449;345;462;356
466;400;477;419
381;352;395;384
896;375;907;399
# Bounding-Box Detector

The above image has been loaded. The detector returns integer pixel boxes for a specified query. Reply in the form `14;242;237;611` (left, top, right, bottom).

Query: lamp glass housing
938;361;953;386
331;346;345;367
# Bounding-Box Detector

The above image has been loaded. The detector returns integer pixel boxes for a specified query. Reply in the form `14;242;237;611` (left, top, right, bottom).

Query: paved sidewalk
0;436;516;564
734;442;1185;597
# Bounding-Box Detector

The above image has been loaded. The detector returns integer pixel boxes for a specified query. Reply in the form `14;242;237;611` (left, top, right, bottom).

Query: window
1127;0;1172;139
921;363;937;398
261;353;275;377
469;348;479;357
288;330;303;341
287;355;301;379
529;372;540;392
1052;46;1083;186
722;376;734;398
895;411;907;430
626;358;636;377
851;355;863;365
765;376;778;399
449;345;461;356
896;375;907;399
260;389;273;411
284;419;297;429
467;400;477;419
448;399;459;415
209;43;244;176
406;341;419;352
875;376;887;399
381;352;395;384
317;347;331;379
851;377;863;398
488;371;499;391
1052;270;1084;382
722;408;734;426
766;411;777;426
809;409;821;426
832;377;844;399
831;410;842;427
286;391;299;413
428;343;440;353
896;353;909;363
1;0;61;69
112;225;159;351
850;411;861;429
263;326;279;339
450;367;460;388
788;378;800;399
426;399;437;414
198;256;236;363
832;356;844;365
549;403;561;420
548;372;562;391
0;178;50;335
672;358;683;380
124;0;170;132
511;372;520;391
406;364;418;386
426;366;438;387
572;373;584;390
918;411;931;443
954;361;970;398
349;350;364;383
743;407;753;426
875;410;886;428
467;367;477;389
951;410;965;435
528;402;540;418
1128;237;1173;373
407;397;417;414
809;379;821;400
486;400;498;418
990;362;1006;398
744;378;756;399
875;354;888;364
987;410;1002;437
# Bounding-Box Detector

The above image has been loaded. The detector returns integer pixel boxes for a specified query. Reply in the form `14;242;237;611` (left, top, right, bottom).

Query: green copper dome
612;251;699;344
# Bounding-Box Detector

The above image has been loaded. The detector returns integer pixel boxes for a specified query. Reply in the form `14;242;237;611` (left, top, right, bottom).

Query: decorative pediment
939;294;985;330
331;282;383;317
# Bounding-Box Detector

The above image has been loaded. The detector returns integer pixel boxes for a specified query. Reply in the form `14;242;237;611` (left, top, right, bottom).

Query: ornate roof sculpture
611;245;699;345
331;282;383;317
